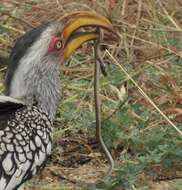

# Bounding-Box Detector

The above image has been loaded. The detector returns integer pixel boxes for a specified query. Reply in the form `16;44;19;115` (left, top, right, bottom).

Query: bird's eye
55;40;62;50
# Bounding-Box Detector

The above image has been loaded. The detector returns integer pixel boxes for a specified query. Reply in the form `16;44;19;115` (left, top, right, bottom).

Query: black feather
0;101;25;129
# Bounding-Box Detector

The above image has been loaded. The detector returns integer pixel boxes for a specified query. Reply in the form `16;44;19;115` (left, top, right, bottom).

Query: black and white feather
0;96;52;190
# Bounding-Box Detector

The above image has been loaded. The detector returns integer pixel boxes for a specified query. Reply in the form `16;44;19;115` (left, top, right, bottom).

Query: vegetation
0;0;181;189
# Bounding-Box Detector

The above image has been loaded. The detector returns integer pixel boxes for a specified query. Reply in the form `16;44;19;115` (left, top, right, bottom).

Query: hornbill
0;11;117;190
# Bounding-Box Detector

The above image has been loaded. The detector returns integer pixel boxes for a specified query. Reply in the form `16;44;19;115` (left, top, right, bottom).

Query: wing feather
0;96;25;129
0;97;52;190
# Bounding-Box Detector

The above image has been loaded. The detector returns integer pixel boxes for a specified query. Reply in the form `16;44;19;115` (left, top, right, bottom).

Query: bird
0;11;117;190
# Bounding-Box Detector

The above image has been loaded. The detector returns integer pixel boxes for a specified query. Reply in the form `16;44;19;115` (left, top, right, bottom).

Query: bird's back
0;96;52;190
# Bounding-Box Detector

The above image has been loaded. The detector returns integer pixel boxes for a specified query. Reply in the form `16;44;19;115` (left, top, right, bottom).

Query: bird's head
47;11;117;61
5;11;117;120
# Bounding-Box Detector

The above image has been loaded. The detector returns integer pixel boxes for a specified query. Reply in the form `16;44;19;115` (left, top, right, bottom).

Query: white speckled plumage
0;99;52;190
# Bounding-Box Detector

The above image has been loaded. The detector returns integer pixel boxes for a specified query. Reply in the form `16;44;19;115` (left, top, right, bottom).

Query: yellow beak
63;32;98;61
62;11;118;61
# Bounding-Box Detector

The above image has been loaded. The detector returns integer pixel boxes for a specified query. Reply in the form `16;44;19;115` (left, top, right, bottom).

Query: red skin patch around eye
48;37;62;53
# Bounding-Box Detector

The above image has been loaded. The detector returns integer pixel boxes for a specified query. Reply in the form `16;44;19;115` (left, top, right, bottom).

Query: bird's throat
9;55;61;122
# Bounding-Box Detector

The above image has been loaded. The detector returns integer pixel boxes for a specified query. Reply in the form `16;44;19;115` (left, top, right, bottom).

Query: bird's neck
8;55;61;122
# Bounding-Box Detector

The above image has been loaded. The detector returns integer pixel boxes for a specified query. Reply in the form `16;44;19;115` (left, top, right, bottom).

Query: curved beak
63;32;98;61
62;11;118;61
